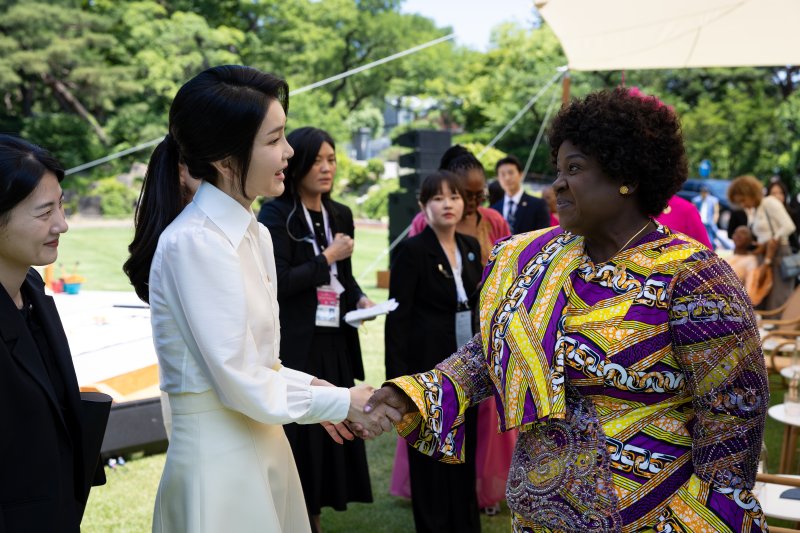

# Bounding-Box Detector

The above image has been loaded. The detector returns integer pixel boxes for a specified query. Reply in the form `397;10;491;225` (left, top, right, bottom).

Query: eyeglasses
462;189;487;203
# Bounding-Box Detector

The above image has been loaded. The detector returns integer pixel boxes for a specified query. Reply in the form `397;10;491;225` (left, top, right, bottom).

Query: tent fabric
536;0;800;71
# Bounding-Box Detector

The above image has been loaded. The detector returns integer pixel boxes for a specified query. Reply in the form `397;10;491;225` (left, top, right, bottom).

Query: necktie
507;200;517;232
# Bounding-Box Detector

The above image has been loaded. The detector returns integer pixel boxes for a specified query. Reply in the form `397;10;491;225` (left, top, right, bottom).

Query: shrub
357;179;399;221
366;158;385;179
336;154;371;191
94;177;138;217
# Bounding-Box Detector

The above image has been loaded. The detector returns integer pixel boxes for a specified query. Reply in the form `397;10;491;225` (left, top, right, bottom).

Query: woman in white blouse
123;66;394;533
728;174;797;309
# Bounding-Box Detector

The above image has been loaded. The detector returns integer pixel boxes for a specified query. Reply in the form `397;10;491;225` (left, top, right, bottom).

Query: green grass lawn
66;223;789;532
54;223;135;291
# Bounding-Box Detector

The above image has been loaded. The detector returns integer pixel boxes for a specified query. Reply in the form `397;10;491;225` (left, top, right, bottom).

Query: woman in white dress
123;65;393;533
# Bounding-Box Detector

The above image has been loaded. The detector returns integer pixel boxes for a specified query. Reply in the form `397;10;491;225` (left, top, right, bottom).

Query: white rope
64;33;456;176
477;67;566;158
290;34;455;96
521;83;560;178
65;137;164;176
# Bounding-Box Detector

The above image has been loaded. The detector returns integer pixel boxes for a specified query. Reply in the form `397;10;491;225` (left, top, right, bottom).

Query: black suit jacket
258;197;365;381
491;191;551;234
385;227;483;379
0;270;106;533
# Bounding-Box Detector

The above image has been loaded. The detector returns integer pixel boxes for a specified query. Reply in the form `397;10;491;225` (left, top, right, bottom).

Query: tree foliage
0;0;796;196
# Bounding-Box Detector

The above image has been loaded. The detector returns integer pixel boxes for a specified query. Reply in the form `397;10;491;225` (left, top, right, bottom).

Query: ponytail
439;144;484;175
124;65;289;302
123;134;183;303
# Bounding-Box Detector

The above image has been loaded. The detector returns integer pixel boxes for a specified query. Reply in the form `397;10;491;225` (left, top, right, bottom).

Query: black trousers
407;405;480;533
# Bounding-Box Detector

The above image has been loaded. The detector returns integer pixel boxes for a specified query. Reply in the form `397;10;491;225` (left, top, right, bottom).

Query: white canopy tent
536;0;800;71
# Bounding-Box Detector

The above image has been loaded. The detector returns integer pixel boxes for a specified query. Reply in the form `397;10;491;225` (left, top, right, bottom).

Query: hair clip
437;264;453;279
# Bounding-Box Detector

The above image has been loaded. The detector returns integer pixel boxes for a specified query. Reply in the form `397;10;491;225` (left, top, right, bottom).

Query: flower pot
63;282;82;295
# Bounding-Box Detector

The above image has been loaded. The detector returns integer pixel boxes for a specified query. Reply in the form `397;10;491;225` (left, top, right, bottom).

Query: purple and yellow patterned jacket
390;224;769;532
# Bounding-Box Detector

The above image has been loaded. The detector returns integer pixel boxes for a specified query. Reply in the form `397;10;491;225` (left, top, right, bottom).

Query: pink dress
394;206;517;508
655;196;712;248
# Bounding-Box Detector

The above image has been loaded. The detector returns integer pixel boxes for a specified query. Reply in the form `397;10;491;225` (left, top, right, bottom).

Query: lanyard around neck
302;203;338;277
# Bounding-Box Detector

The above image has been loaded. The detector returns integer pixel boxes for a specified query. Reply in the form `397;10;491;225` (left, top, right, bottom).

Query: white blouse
750;195;796;245
149;181;350;425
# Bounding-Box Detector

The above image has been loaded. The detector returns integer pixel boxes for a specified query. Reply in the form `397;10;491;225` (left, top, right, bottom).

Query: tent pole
561;70;571;105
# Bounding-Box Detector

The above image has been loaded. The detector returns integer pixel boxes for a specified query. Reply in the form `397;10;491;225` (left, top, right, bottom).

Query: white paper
344;298;399;328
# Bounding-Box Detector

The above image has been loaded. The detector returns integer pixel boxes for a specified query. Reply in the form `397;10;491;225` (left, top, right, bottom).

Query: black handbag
79;392;112;500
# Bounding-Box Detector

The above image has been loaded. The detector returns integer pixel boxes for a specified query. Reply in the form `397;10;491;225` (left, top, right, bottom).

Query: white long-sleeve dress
149;182;350;533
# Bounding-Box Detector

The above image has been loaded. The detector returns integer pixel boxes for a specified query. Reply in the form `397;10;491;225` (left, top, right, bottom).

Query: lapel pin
437;263;454;279
467;252;476;261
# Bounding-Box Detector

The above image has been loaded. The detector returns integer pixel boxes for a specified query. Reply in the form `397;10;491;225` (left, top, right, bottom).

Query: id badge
455;309;473;347
316;274;344;328
315;285;340;327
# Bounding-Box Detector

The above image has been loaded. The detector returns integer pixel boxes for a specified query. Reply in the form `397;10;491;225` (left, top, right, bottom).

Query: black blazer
385;227;483;379
491;191;551;234
0;270;106;533
258;197;365;381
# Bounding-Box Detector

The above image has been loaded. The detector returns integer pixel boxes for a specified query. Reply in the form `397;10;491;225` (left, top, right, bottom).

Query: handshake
320;383;415;444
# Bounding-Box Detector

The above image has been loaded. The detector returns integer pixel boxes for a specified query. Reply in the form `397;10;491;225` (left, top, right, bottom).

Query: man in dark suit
491;155;551;234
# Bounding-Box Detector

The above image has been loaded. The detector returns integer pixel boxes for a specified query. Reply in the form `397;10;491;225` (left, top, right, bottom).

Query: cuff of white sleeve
306;385;350;423
277;365;314;386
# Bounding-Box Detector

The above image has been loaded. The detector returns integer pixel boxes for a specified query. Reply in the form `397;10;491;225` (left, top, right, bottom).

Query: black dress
385;227;484;533
258;197;372;519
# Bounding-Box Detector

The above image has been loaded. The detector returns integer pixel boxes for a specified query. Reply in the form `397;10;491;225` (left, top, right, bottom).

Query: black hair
768;178;791;204
495;155;522;173
439;145;484;177
276;127;337;242
548;87;688;217
487;179;504;206
0;134;64;227
279;127;335;204
418;170;465;205
124;65;289;303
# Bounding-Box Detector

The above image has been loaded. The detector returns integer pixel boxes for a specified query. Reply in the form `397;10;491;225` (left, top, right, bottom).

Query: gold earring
619;185;630;195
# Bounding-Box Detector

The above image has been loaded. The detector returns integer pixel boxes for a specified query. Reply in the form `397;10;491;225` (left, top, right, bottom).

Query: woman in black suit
385;171;483;533
257;127;373;532
0;135;107;532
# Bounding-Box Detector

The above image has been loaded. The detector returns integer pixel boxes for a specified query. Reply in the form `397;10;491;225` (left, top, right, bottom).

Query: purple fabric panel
617;456;693;525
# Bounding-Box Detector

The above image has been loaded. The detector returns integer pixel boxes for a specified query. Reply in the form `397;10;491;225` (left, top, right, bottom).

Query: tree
0;1;136;154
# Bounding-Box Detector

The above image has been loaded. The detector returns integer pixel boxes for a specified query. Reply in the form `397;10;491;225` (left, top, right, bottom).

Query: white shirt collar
192;181;255;249
505;189;524;205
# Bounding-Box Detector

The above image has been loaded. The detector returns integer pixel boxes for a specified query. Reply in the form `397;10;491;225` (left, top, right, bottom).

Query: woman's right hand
347;384;402;438
323;233;354;264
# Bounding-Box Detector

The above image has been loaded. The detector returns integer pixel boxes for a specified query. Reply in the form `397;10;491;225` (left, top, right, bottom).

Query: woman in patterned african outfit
364;88;769;532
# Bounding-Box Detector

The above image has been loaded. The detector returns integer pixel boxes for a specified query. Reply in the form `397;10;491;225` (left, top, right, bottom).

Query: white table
51;290;157;386
769;404;800;474
757;474;800;522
